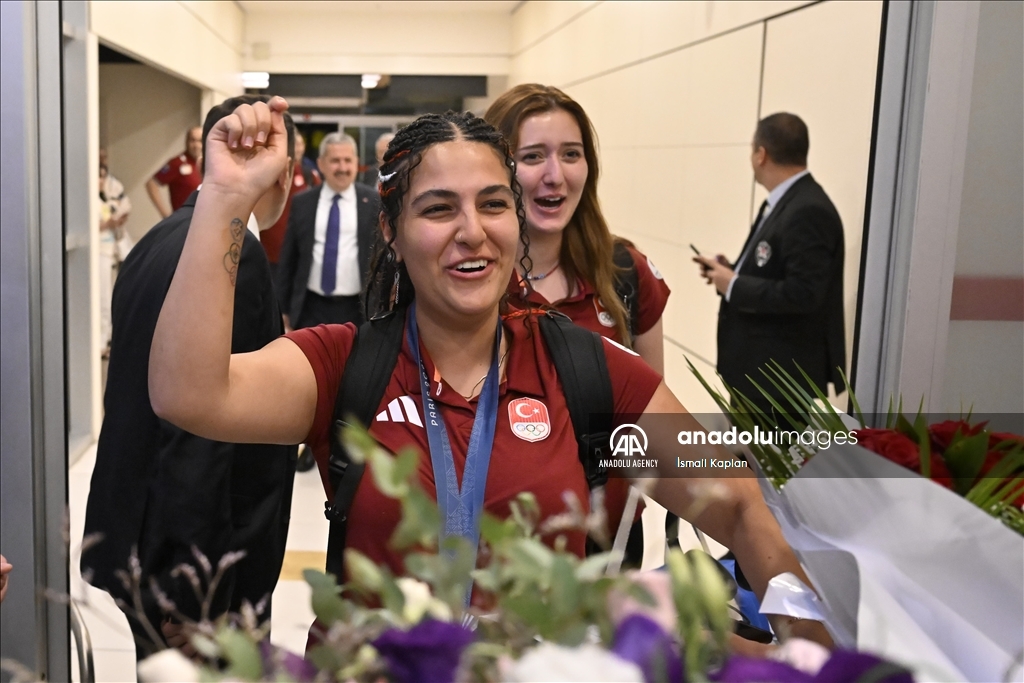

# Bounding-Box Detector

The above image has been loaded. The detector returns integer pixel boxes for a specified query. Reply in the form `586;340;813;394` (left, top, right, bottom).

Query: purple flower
611;614;683;683
711;657;814;683
259;641;318;683
711;649;913;683
814;650;913;683
373;618;475;683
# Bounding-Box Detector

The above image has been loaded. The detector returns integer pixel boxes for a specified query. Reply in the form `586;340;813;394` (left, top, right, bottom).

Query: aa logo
610;423;648;457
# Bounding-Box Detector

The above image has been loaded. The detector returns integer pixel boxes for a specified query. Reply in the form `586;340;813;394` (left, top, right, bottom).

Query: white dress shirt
726;169;809;301
307;183;360;296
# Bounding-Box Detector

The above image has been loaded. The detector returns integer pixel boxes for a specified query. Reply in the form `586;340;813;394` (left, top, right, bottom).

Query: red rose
855;428;954;489
855;428;921;470
928;420;985;452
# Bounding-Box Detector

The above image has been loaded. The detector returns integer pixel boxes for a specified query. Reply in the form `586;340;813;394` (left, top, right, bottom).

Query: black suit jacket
82;192;297;628
717;174;846;406
277;182;380;324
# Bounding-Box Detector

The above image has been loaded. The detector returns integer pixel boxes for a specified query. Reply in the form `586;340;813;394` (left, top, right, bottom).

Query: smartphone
690;244;702;256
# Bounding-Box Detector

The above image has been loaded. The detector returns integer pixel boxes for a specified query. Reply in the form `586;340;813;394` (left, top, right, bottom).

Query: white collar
767;169;809;209
321;183;354;201
247;213;260;240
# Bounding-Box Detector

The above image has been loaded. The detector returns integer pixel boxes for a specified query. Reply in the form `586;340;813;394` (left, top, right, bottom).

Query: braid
364;111;531;320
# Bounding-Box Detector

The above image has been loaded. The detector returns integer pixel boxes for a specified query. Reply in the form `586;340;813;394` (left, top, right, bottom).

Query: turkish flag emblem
508;397;550;443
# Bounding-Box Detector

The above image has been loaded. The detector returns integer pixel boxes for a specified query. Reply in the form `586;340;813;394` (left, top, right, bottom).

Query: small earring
390;270;401;309
384;246;396;264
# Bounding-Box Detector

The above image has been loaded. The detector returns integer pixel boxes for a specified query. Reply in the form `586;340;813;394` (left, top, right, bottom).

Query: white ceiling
237;1;521;15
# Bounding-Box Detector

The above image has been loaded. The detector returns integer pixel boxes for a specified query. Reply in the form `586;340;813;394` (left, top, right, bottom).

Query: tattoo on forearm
223;218;245;285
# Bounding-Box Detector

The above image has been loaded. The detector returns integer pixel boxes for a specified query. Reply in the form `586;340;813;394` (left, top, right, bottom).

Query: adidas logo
375;396;423;428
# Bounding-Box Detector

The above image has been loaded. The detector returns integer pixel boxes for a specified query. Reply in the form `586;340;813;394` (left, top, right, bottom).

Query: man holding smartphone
694;113;845;413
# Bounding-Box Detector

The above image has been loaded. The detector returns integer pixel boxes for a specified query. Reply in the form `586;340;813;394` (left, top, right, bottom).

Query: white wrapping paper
759;444;1024;682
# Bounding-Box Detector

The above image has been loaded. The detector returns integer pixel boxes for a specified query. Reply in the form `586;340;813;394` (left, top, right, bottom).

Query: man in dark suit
82;96;298;660
278;131;379;332
695;113;845;414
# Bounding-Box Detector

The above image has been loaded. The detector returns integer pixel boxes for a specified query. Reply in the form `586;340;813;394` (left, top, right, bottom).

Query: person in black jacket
277;132;380;333
695;113;845;414
81;95;298;660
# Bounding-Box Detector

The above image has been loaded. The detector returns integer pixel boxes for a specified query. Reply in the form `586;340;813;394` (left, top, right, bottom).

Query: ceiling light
242;71;270;89
361;73;382;89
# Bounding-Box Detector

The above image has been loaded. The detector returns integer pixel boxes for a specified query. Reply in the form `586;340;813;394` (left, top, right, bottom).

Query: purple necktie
321;193;341;295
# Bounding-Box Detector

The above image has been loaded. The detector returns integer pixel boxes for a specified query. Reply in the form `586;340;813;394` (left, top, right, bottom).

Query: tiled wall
511;0;883;412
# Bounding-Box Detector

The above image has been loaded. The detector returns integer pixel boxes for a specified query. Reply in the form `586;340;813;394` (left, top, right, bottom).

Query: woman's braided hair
363;110;531;319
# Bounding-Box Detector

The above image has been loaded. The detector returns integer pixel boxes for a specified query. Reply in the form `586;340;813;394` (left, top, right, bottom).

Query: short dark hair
754;113;808;166
200;95;295;174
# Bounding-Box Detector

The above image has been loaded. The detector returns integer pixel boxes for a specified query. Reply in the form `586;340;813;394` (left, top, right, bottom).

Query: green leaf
943;430;989;494
391;487;441;550
548;555;581;619
303;568;350;625
575;552;612;581
378;573;406;617
479;512;518;546
216;628;263;681
346;549;384;593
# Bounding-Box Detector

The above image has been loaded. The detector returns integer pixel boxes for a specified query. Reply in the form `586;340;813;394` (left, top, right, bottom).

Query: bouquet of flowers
129;424;912;683
688;359;1024;534
688;360;1024;681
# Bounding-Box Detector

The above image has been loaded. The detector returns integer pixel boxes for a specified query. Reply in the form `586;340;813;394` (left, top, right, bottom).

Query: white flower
396;577;452;624
768;638;831;675
137;649;199;683
503;643;644;682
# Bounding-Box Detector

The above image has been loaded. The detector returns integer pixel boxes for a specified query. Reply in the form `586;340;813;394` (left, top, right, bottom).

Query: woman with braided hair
486;84;672;565
148;97;831;649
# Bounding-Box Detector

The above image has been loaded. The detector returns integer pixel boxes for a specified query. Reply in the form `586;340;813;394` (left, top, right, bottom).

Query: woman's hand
201;96;290;203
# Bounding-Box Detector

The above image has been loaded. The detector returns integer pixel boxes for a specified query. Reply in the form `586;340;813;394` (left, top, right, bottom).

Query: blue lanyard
407;302;501;594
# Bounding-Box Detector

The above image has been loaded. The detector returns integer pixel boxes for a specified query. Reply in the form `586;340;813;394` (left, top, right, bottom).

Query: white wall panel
99;64;202;243
511;1;599;55
942;322;1024;415
243;10;511;75
511;0;809;87
90;1;244;95
759;0;884;386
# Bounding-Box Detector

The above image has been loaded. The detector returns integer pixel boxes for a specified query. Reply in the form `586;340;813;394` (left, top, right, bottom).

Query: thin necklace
460;346;510;400
525;262;560;281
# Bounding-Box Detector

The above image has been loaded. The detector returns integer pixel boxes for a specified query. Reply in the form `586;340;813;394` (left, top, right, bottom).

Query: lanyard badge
407;302;502;602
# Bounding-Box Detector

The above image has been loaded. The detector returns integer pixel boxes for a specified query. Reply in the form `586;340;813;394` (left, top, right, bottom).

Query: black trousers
297;291;362;328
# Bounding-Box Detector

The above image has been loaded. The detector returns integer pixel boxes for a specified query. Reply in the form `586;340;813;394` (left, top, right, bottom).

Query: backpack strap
612;241;640;340
324;307;407;578
537;311;615;489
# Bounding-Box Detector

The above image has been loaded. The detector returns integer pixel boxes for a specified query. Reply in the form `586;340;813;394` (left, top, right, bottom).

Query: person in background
0;554;11;603
146;99;832;652
486;84;671;567
99;148;132;355
82;96;298;660
146;126;203;218
277;132;379;332
260;132;321;288
694;113;845;414
359;131;395;185
294;131;322;188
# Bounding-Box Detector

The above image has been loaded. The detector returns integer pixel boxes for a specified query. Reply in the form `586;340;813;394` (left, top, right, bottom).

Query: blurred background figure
0;554;11;603
98;148;131;356
145;125;202;218
261;130;321;289
359;131;395;185
295;131;322;186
